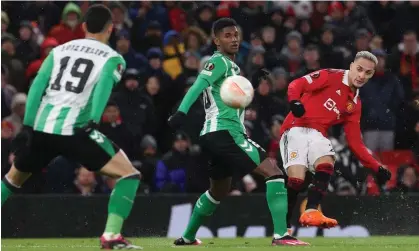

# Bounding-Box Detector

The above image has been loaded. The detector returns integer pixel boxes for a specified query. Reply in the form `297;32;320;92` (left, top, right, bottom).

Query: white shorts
279;127;335;173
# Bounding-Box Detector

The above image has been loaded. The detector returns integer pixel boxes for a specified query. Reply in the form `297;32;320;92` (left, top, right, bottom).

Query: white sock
273;232;290;239
102;232;121;240
182;236;193;243
305;208;317;213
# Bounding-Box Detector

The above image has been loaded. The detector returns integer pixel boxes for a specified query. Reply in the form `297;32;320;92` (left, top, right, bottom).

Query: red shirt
280;69;381;171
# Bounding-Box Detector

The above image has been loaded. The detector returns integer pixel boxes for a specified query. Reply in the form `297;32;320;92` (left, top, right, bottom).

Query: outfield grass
2;237;419;251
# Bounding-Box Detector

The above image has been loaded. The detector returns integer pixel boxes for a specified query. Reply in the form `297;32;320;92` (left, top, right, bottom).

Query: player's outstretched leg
299;157;337;228
174;178;231;246
254;159;309;246
285;165;307;233
99;151;142;250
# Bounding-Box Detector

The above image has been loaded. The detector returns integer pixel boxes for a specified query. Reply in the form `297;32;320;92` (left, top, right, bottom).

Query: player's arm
287;69;329;117
23;51;55;127
90;56;126;124
168;57;226;128
343;108;392;185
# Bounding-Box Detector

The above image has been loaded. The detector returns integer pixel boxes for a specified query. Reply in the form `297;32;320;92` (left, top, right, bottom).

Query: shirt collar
342;70;359;104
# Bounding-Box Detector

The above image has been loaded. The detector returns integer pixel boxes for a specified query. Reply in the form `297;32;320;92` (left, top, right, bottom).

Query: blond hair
354;51;378;65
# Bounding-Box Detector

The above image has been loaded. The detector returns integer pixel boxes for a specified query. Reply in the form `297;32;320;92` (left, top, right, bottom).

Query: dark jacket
360;72;404;131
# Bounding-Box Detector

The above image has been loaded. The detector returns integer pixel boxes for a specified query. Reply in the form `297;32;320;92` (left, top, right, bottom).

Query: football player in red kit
280;51;392;228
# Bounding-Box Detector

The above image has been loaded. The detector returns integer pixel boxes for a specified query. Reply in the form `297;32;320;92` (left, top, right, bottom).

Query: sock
265;175;288;238
182;191;219;242
306;163;333;210
1;177;20;206
104;174;140;235
286;177;305;229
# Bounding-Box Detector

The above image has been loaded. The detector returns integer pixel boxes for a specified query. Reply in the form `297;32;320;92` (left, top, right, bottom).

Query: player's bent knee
100;150;140;179
314;155;335;167
287;165;307;180
254;158;283;178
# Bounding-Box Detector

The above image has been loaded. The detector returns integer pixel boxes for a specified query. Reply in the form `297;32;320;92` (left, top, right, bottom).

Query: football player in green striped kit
168;18;308;246
1;4;141;249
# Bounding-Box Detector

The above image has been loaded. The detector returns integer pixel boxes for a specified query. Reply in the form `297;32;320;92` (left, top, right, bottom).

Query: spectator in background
134;21;163;54
388;30;419;99
26;37;58;83
1;34;26;92
324;1;347;46
145;47;172;90
391;165;419;194
164;2;188;33
1;65;16;119
310;2;328;33
129;1;170;41
261;26;280;70
1;11;9;33
162;30;185;80
279;31;304;78
298;19;317;46
112;69;155;140
360;49;404;152
350;29;372;58
182;51;200;79
154;131;192;193
19;1;61;36
48;2;84;45
66;167;101;196
183;26;207;58
15;21;39;67
109;2;130;48
245;46;265;79
344;1;376;37
115;30;147;72
294;44;321;79
388;30;419;149
194;3;215;37
99;101;135;159
368;1;396;50
3;93;26;137
271;67;289;101
132;135;160;190
318;26;345;69
267;6;288;51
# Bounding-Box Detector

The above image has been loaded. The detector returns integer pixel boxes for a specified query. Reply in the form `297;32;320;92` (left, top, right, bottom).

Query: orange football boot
299;209;338;228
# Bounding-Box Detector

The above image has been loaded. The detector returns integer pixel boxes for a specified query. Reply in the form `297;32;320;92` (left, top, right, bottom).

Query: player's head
212;18;239;55
82;4;113;42
349;51;377;88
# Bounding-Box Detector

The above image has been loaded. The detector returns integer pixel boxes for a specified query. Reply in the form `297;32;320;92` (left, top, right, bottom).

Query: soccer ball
220;75;254;109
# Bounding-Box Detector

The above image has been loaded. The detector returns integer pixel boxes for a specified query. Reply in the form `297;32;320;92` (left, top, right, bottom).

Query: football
220;75;254;109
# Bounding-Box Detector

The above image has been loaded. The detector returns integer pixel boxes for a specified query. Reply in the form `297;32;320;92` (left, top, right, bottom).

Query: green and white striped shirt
178;51;246;136
24;38;126;135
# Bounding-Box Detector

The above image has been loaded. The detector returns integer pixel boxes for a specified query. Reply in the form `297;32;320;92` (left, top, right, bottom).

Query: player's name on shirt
60;44;110;58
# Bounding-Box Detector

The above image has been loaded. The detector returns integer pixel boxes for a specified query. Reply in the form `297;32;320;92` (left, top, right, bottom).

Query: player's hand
375;166;392;186
251;68;270;89
168;111;186;130
290;100;306;117
75;120;98;135
13;125;34;151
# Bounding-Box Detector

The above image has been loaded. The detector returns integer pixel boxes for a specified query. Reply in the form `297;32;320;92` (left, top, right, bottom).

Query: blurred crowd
1;1;419;196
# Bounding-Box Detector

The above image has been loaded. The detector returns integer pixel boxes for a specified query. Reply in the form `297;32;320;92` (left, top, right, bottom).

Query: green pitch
2;237;419;251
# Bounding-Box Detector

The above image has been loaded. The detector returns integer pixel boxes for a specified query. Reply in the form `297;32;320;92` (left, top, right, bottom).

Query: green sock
266;178;288;237
182;191;219;241
2;181;13;206
104;175;140;234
